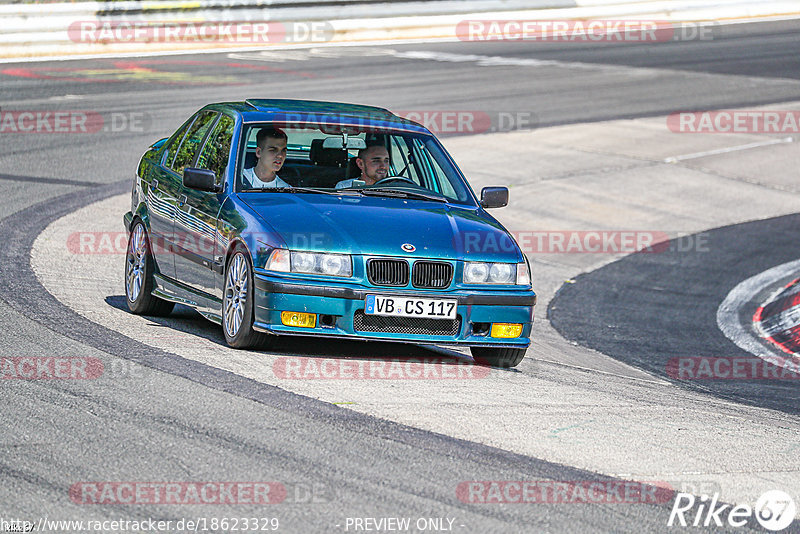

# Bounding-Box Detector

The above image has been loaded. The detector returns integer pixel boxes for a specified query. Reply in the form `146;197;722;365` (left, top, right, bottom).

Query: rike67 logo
668;490;796;531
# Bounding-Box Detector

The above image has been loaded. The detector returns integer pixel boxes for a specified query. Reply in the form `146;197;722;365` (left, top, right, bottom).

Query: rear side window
196;115;235;186
163;118;194;168
170;111;217;174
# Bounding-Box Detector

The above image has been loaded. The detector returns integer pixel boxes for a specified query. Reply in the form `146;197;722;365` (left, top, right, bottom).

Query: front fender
218;195;286;273
124;200;151;234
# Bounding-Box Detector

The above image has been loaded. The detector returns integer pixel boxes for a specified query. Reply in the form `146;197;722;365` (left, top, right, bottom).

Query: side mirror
183;168;219;192
480;187;509;208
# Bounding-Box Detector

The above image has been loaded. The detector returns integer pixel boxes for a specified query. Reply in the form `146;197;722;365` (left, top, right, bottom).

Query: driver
335;144;389;188
243;127;290;188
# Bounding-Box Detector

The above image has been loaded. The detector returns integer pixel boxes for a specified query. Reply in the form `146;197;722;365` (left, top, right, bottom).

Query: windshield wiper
358;188;448;203
240;187;359;196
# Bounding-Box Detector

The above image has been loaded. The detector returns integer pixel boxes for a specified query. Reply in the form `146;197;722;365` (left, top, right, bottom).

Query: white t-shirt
335;178;368;189
242;167;290;189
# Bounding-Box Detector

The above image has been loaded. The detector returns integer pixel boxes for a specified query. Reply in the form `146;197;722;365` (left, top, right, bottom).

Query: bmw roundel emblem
401;243;416;253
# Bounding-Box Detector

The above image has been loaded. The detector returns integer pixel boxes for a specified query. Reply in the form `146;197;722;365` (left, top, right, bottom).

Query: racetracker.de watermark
397;110;537;134
668;110;800;134
68;230;711;255
0;110;151;134
666;356;800;380
455;20;714;42
269;110;538;135
456;480;674;504
273;357;491;380
68;231;327;255
457;231;710;254
68;21;333;44
69;482;287;505
0;357;103;380
0;357;151;380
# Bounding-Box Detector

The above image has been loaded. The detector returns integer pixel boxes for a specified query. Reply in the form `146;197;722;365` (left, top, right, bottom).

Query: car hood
238;193;521;262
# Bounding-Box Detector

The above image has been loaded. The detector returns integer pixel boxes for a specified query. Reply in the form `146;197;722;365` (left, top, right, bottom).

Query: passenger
335;144;390;188
242;127;290;188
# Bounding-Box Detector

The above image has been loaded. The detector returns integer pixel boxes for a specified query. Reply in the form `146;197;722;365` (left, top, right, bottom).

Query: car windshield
237;123;475;204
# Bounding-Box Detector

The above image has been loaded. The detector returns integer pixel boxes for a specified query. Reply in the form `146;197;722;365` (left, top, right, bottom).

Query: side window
196;115;235;186
424;148;457;198
170;111;217;175
387;136;422;184
424;140;470;202
163;118;194;168
410;139;437;191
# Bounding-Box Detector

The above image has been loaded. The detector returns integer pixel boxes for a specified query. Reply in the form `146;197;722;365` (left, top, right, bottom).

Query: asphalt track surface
1;19;799;533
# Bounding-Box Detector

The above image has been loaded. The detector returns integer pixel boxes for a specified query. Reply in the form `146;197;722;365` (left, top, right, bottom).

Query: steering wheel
373;176;416;186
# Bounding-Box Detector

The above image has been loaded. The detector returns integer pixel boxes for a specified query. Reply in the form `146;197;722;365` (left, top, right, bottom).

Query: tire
470;347;527;368
222;248;271;349
124;221;175;316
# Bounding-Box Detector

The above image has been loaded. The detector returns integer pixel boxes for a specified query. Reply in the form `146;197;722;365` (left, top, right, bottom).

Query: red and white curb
717;258;800;367
754;277;800;356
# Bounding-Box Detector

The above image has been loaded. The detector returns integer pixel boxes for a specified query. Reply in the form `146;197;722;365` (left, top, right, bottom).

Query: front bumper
252;273;535;348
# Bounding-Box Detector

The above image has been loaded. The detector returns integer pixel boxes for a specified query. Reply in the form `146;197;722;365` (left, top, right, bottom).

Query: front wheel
222;249;271;349
125;221;174;316
470;347;527;368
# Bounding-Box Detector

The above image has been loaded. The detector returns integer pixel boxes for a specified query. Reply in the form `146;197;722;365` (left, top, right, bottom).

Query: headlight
319;254;349;276
464;261;529;285
463;262;490;283
265;249;352;277
490;263;514;283
291;252;318;273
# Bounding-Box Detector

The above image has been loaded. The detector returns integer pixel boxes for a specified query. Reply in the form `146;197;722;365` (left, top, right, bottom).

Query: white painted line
228;47;626;73
0;43;623;74
2;15;799;65
0;38;452;64
385;49;613;71
716;258;800;361
664;137;794;163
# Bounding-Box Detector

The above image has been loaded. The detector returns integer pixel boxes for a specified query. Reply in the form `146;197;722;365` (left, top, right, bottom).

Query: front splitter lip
252;321;531;349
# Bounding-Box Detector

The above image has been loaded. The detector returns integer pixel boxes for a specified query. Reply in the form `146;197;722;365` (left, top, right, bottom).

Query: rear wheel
222;249;271;349
124;221;174;316
470;347;527;368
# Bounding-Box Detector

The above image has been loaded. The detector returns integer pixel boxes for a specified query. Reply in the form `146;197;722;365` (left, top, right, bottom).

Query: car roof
205;99;431;134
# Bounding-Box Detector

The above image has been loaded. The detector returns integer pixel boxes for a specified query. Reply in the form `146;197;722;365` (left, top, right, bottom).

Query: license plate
365;295;457;319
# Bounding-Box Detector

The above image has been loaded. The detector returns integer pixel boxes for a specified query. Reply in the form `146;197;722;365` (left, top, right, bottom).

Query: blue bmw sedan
124;99;535;367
